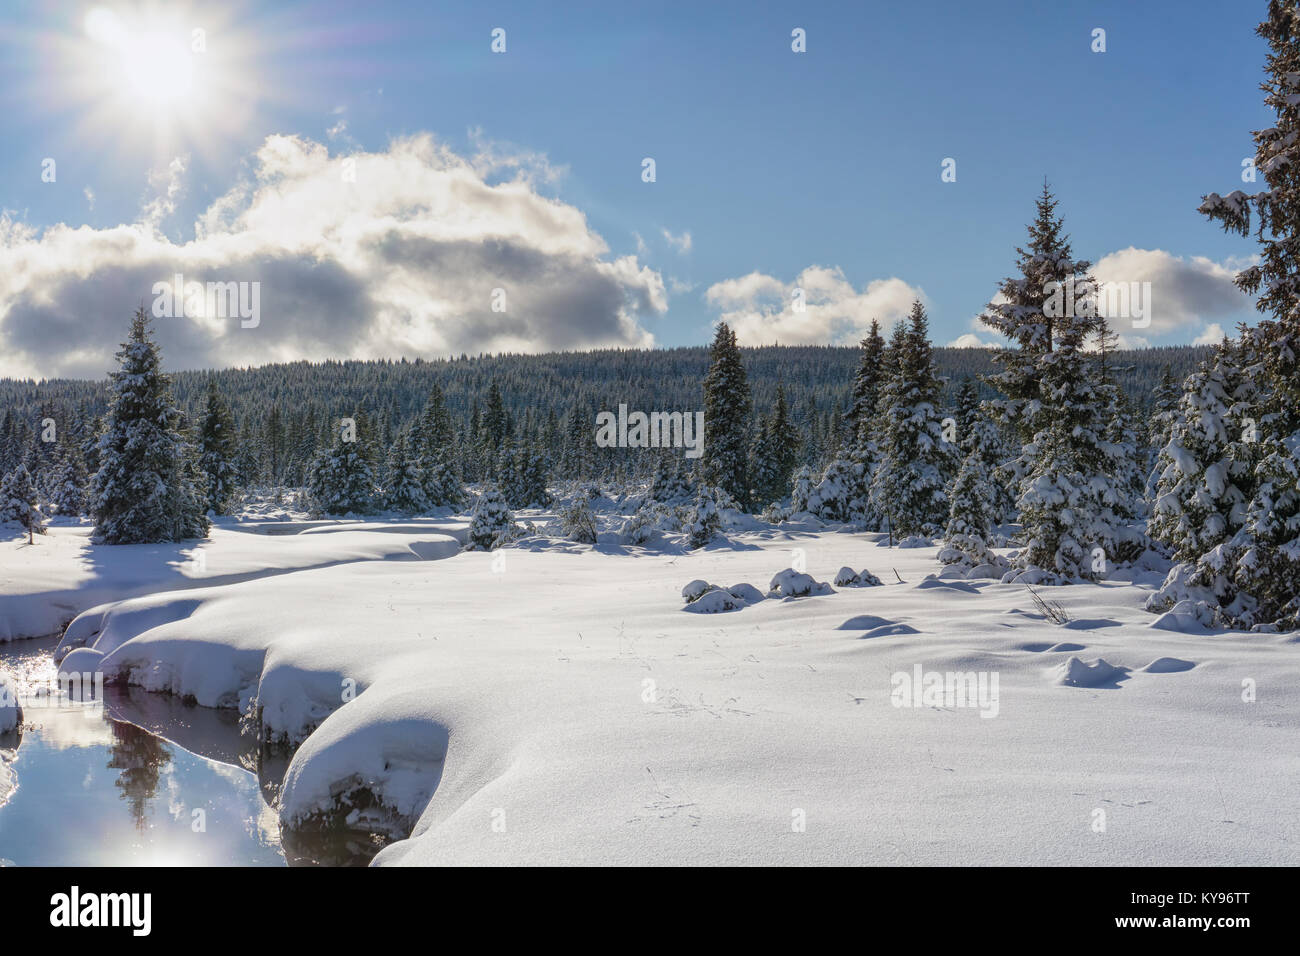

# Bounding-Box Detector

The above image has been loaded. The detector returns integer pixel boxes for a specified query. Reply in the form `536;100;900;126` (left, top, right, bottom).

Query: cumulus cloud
704;265;923;346
1090;247;1252;341
0;133;666;378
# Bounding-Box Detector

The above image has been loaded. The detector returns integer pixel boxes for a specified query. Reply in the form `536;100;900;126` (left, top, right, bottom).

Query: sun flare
84;7;197;109
48;3;266;159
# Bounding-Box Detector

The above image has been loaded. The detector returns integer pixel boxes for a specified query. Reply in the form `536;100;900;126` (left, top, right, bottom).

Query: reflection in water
0;637;388;867
107;720;170;832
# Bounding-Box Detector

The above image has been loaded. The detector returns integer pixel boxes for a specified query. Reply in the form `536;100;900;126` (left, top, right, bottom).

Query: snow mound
965;563;1006;580
0;673;21;733
768;569;833;598
1051;656;1129;688
1150;599;1220;633
833;567;883;587
681;579;711;603
1142;657;1196;674
896;536;933;549
682;581;764;613
1001;567;1069;587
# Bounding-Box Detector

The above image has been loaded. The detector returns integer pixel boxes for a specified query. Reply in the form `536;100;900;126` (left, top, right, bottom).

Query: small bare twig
1025;583;1071;625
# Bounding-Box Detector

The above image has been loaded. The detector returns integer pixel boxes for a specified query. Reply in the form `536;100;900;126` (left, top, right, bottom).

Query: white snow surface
0;519;465;641
4;516;1299;865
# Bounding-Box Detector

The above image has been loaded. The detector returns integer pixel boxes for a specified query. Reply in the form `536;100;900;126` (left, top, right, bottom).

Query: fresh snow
4;513;1297;865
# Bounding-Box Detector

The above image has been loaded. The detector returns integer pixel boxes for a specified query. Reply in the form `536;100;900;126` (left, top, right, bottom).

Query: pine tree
1149;344;1252;587
1095;322;1146;522
749;384;798;507
1145;364;1183;503
50;450;89;517
685;486;722;549
978;186;1123;578
383;432;429;513
1196;0;1300;628
701;322;753;509
1;462;44;541
198;376;240;514
941;404;1003;566
870;302;955;537
91;309;210;544
504;440;552;508
307;416;375;516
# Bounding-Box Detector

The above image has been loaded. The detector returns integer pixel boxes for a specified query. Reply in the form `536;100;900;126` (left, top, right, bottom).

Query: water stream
0;636;383;867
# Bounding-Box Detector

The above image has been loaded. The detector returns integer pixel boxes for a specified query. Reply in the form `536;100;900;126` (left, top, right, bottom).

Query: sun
84;7;197;110
42;2;269;163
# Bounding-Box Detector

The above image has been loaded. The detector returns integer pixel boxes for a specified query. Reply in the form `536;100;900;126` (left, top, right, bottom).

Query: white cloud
1090;247;1252;341
139;155;189;233
0;133;667;378
661;228;692;255
947;333;999;349
704;265;923;345
1194;322;1226;345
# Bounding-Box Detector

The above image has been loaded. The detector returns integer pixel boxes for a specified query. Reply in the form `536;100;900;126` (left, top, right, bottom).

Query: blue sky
0;0;1272;377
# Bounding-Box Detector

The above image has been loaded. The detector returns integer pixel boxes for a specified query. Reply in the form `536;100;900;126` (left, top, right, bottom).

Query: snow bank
0;672;21;733
27;518;1300;866
0;525;462;643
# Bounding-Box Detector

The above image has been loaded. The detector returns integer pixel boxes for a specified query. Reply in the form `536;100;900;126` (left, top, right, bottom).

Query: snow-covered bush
467;486;517;551
557;498;598;544
619;500;681;545
834;567;883;587
681;580;764;613
684;488;722;549
768;568;833;598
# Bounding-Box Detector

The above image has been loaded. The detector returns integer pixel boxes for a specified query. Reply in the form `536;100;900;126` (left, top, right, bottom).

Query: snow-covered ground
2;508;1297;865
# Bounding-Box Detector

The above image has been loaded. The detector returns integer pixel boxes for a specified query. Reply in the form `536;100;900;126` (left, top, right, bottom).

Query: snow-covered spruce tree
1145;364;1183;504
701;322;753;510
307;417;375;516
198;376;240;514
685;486;722;549
1015;306;1122;579
467;485;516;550
1095;322;1147;522
49;449;88;517
979;183;1089;489
940;405;1003;566
869;302;956;537
1195;1;1300;628
91;309;210;544
503;440;551;508
789;464;815;514
383;432;429;514
749;384;798;508
0;462;44;539
806;454;860;522
649;453;694;504
978;186;1123;579
1148;344;1252;602
414;384;460;506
